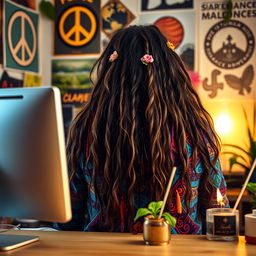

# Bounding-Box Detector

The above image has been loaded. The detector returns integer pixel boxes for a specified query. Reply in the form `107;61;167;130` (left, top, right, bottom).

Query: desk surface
0;231;255;256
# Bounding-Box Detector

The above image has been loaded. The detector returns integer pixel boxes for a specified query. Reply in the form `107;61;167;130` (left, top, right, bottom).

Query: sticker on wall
141;0;193;11
24;72;42;87
52;58;96;105
4;0;39;73
198;0;256;99
54;0;100;55
12;0;36;10
101;0;135;39
0;70;23;88
0;0;3;64
140;11;195;70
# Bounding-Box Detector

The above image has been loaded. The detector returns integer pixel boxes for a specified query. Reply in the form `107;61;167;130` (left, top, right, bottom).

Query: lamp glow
215;114;232;135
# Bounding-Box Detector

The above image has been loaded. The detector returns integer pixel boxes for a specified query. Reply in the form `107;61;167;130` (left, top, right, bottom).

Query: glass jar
206;208;239;241
143;217;170;245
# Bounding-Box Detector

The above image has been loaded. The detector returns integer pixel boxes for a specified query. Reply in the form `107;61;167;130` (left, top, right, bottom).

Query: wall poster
0;70;23;88
101;0;135;39
52;58;97;106
198;0;256;100
12;0;36;10
54;0;101;55
4;0;39;73
24;72;42;87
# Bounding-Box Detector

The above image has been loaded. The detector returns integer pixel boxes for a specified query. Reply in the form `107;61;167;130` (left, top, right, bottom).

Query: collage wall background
0;0;255;171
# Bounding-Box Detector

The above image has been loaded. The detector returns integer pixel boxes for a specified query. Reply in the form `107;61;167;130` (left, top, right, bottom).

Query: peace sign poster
4;0;39;73
54;0;100;55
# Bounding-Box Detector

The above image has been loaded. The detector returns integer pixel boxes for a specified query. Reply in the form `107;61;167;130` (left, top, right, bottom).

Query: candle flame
217;188;225;206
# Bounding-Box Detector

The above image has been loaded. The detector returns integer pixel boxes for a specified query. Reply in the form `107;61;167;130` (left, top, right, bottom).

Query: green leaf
247;183;256;194
134;208;152;222
162;212;176;227
229;156;238;170
233;161;250;171
148;201;163;216
223;144;249;155
39;0;55;21
222;151;249;166
249;141;256;162
223;0;233;23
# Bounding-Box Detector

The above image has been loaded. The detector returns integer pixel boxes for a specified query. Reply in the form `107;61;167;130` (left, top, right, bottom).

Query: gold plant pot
143;217;170;245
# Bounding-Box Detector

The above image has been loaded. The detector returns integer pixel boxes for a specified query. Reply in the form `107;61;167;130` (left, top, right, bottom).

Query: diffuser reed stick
158;167;177;219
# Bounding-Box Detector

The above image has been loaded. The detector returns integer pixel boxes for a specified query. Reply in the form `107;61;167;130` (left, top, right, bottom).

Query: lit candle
206;188;239;241
216;188;225;208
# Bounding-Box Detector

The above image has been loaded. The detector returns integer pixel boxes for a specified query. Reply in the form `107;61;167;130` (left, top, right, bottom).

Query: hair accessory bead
167;41;175;51
141;54;154;65
109;51;118;62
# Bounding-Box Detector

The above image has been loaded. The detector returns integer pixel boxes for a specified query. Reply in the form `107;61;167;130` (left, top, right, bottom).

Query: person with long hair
55;25;229;234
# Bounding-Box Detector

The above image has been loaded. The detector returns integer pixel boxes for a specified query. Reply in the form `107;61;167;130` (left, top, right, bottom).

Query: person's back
55;25;229;234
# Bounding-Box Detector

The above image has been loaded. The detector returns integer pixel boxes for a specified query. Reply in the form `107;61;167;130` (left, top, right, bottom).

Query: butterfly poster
197;0;256;100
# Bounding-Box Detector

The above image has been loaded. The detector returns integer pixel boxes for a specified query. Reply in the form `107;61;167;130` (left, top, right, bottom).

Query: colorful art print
101;0;135;39
141;0;193;11
24;72;42;87
0;70;23;88
0;0;3;64
11;0;36;9
4;0;39;73
52;58;96;106
54;0;101;55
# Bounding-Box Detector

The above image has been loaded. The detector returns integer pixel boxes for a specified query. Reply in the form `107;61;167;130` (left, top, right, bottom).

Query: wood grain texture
0;231;255;256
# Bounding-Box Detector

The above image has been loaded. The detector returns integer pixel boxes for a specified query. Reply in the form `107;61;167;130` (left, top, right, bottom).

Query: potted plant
134;201;176;245
247;183;256;209
223;105;256;184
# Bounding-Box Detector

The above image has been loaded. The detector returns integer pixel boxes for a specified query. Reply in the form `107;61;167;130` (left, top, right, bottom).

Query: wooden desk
0;231;255;256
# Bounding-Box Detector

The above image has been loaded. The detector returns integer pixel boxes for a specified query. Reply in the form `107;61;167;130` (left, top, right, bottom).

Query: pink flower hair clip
141;54;154;65
167;41;175;51
109;51;118;62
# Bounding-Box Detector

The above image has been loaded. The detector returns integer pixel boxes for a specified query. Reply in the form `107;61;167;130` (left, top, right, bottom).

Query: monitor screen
0;87;71;223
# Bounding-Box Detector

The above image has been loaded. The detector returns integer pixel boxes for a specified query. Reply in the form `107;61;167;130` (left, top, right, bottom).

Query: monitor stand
0;234;39;251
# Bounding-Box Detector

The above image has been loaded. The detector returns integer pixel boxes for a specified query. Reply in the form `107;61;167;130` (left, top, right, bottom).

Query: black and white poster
198;0;256;100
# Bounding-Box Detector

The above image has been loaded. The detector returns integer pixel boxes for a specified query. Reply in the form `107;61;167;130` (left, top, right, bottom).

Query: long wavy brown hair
67;25;220;231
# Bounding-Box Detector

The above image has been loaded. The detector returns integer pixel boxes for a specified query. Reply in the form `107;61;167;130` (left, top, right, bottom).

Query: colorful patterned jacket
55;139;229;234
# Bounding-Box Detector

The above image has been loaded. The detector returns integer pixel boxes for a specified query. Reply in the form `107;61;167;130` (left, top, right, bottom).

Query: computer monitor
0;87;71;250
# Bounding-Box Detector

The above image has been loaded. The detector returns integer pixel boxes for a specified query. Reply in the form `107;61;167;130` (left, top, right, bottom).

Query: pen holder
206;208;239;241
143;217;170;245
